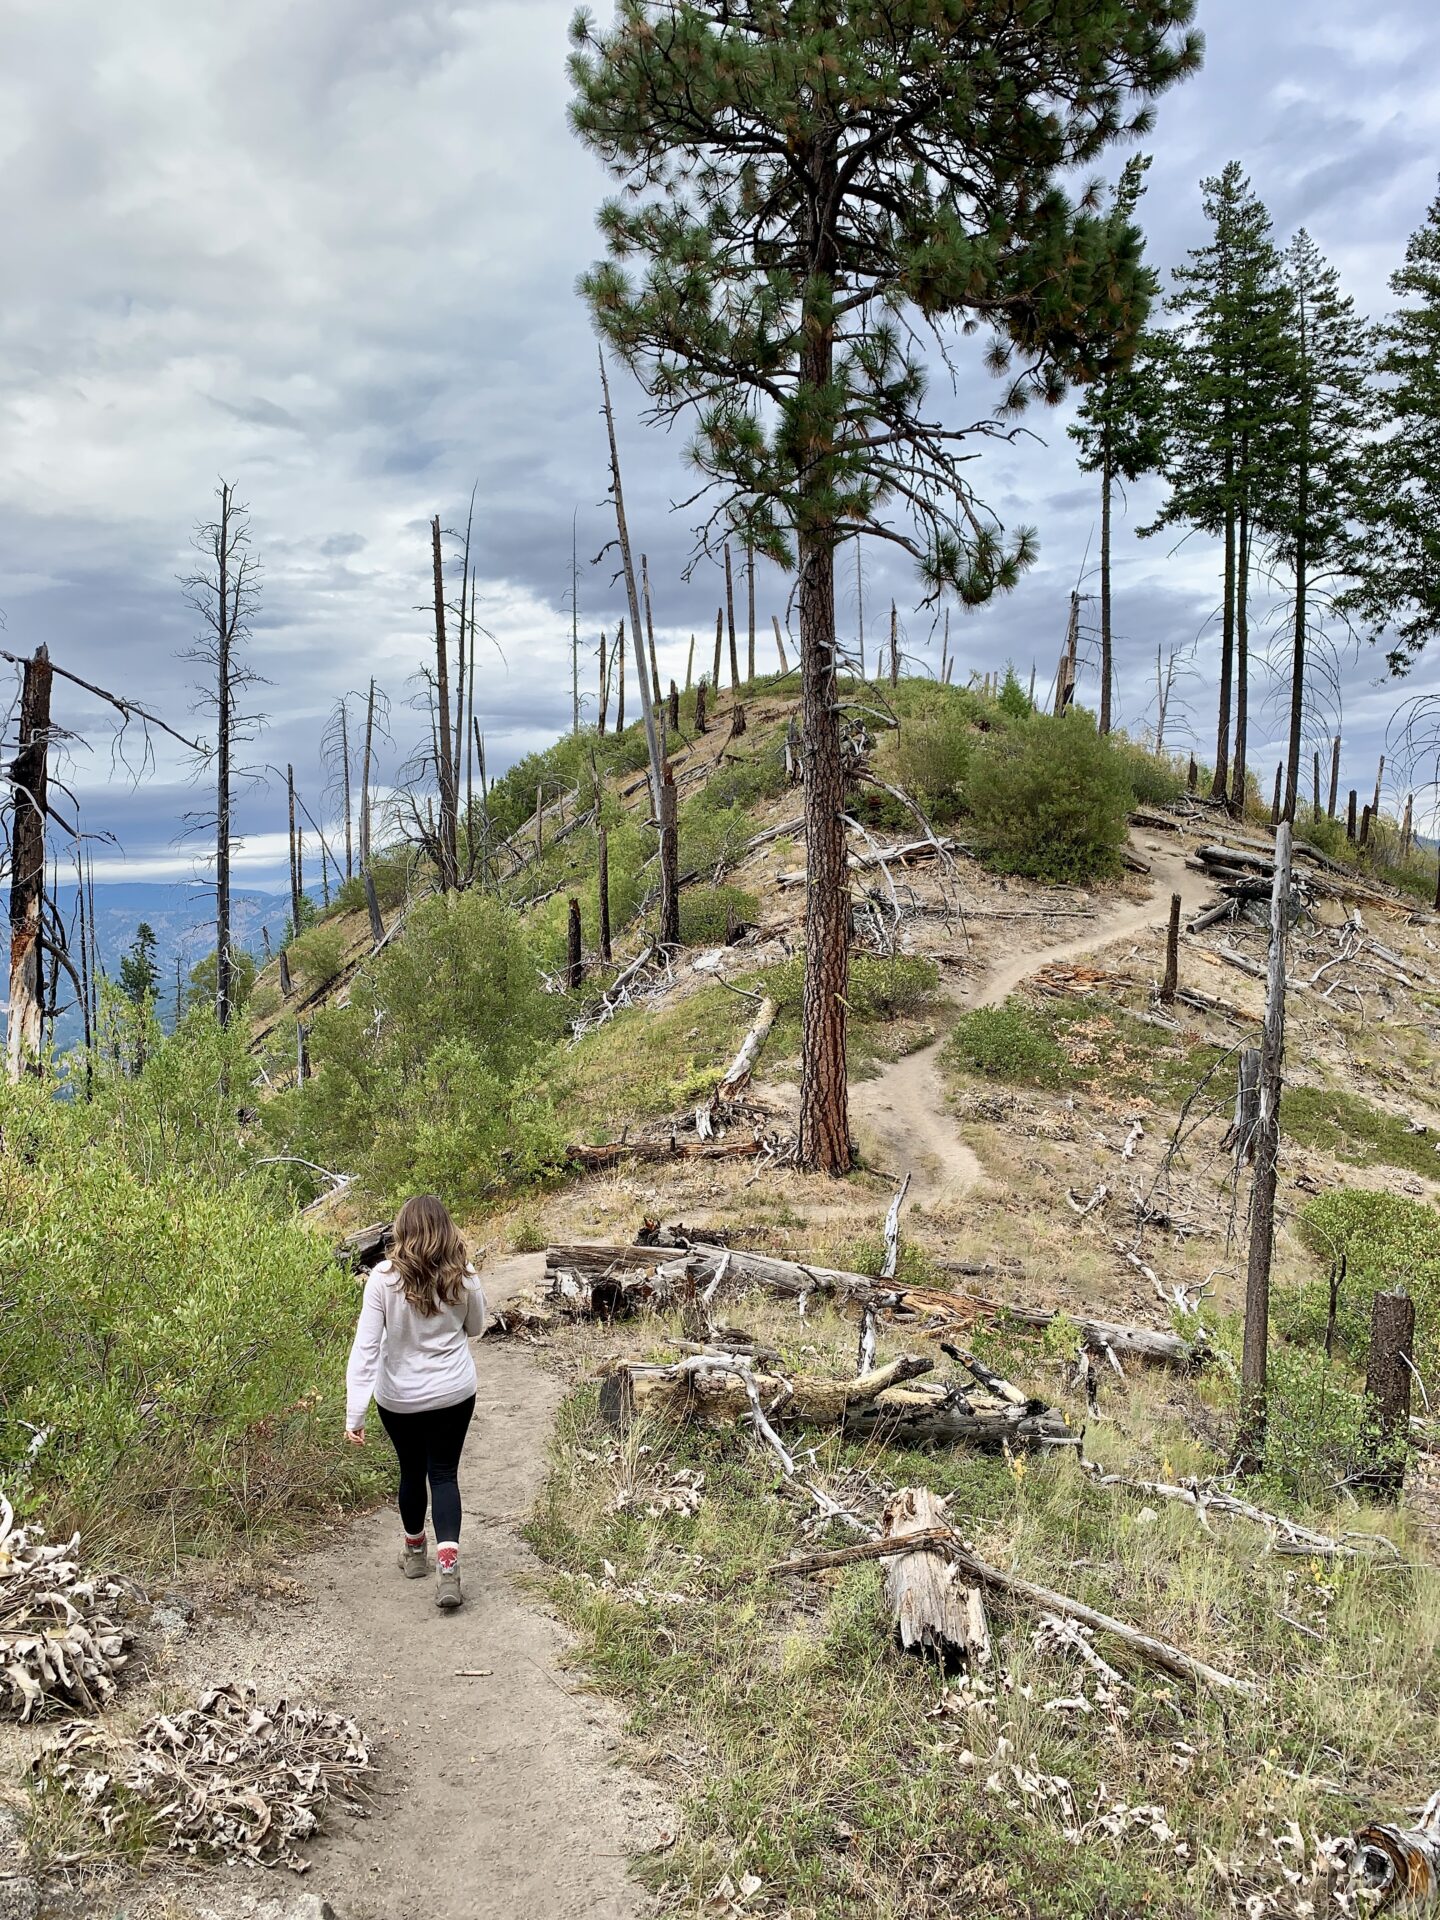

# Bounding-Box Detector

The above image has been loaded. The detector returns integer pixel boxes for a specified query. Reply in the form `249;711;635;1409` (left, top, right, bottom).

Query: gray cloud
2;0;1438;893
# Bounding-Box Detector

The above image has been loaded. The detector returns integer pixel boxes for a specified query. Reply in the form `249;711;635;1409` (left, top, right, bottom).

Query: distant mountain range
49;881;293;1044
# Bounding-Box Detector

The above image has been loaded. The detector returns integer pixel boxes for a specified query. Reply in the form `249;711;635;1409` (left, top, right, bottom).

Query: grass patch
944;996;1227;1105
527;1297;1437;1920
1285;1085;1440;1180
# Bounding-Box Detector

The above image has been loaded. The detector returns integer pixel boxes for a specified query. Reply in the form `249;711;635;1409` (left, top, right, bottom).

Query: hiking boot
398;1541;430;1579
435;1565;463;1611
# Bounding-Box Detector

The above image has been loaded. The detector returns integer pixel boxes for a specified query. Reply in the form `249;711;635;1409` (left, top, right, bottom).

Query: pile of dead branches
0;1502;131;1721
35;1685;371;1871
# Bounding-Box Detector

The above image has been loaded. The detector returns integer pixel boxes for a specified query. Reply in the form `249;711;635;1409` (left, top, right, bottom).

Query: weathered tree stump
1361;1289;1415;1501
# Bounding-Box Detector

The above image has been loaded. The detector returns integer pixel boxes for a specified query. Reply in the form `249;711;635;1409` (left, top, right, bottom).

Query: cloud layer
2;0;1436;886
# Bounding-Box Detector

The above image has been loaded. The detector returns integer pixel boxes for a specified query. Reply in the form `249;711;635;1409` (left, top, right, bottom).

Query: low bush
286;924;346;991
1253;1342;1406;1506
331;874;369;914
679;884;761;947
1110;736;1187;809
891;686;982;823
756;953;938;1020
0;1038;378;1561
1284;1085;1440;1179
272;890;567;1210
943;1001;1067;1084
1292;1188;1440;1380
967;711;1132;883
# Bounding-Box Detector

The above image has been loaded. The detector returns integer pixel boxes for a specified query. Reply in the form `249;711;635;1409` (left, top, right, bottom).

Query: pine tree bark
598;631;609;736
566;897;584;990
1361;1291;1415;1501
1161;893;1181;1002
694;677;708;734
772;615;789;674
214;493;235;1026
1099;436;1113;734
5;646;52;1082
1211;490;1236;802
287;763;302;932
658;764;680;947
339;699;353;882
746;540;757;682
1327;736;1341;820
1234;821;1292;1474
616;619;626;733
360;676;377;871
597;824;612;963
712;607;723;694
1284;402;1309;824
642;553;662;707
1231;485;1250;814
724;541;741;690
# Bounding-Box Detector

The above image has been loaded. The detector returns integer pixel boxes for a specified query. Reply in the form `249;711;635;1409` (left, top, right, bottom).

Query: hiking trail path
166;841;1190;1920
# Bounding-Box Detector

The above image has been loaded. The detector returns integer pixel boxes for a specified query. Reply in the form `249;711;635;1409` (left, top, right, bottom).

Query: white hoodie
345;1260;489;1431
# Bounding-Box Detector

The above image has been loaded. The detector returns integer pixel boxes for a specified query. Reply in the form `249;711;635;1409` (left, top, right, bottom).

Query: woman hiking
345;1195;489;1611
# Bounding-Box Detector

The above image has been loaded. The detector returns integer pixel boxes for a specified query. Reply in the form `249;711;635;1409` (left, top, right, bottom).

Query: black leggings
376;1395;476;1543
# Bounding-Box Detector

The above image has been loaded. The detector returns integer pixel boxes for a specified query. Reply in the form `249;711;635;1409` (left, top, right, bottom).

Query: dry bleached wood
599;1345;1078;1452
542;1243;1205;1369
697;994;778;1139
882;1487;991;1667
1348;1790;1440;1912
772;1520;1254;1696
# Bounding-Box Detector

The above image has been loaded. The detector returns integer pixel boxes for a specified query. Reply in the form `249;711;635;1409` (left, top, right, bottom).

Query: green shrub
332;874;369;913
0;1046;378;1560
1284;1086;1440;1179
679;799;756;878
968;711;1132;883
756;952;938;1021
286;924;346;991
1251;1341;1405;1506
1292;1188;1440;1379
1110;736;1186;809
943;1001;1067;1084
273;890;566;1211
892;686;980;823
679;885;761;947
367;844;418;912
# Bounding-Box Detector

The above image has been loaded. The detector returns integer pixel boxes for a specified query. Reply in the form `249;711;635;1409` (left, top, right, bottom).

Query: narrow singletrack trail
848;841;1192;1206
180;1254;668;1920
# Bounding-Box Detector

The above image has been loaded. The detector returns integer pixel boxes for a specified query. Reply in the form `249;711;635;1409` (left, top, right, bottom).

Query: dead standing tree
429;515;460;892
181;481;265;1028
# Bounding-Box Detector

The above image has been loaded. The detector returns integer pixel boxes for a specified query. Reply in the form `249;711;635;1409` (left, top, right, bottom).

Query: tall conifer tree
1265;231;1370;820
1068;161;1169;736
1345;181;1440;672
570;0;1201;1172
1145;163;1287;809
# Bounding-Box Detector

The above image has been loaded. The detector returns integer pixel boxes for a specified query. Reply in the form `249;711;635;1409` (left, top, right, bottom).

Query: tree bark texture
597;824;612;963
1234;821;1292;1473
1099;443;1113;734
746;540;756;683
1231;486;1249;812
882;1487;990;1668
1211;489;1235;803
1361;1290;1415;1501
724;541;741;690
1161;892;1181;1002
566;897;584;991
6;647;52;1082
658;765;680;948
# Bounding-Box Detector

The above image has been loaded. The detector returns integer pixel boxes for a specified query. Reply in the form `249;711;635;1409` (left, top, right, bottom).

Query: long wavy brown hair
389;1195;469;1316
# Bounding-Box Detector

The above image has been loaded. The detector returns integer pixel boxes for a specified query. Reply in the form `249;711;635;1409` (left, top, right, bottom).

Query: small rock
1135;1506;1160;1527
150;1605;191;1637
0;1873;38;1920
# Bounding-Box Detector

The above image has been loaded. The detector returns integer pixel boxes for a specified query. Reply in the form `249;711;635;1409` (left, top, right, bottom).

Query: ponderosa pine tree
569;0;1201;1173
1345;181;1440;673
1145;163;1288;810
1265;230;1370;821
1068;160;1169;736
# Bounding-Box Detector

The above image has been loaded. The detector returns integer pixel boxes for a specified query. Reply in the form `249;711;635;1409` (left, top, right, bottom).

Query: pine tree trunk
798;522;850;1175
1211;491;1236;802
566;897;584;991
1361;1291;1415;1501
685;636;694;692
694;677;708;734
1231;486;1250;815
1285;459;1308;824
616;619;626;733
712;607;723;693
360;677;376;870
746;540;756;682
5;647;52;1082
668;680;680;732
1234;821;1292;1474
1327;737;1341;820
724;542;741;690
659;765;680;948
1099;441;1113;734
773;615;789;674
215;491;234;1028
340;700;353;882
598;631;609;736
889;601;899;688
597;824;612;963
287;763;301;933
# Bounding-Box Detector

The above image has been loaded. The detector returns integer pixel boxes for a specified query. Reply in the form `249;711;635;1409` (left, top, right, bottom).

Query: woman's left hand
344;1426;366;1448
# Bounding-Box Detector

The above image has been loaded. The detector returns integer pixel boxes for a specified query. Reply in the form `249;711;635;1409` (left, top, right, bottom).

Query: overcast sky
2;0;1438;891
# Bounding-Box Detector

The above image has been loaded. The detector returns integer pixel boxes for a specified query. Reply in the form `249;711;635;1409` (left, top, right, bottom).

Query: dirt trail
848;840;1192;1207
169;1253;669;1920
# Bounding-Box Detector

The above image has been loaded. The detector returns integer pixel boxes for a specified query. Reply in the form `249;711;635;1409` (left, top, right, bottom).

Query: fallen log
543;1244;1205;1368
882;1488;990;1668
599;1349;1078;1451
566;1136;774;1171
697;996;778;1139
1350;1792;1440;1912
772;1526;1254;1696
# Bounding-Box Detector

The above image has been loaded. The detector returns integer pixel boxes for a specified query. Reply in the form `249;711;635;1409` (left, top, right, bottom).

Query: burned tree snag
658;764;681;948
597;824;612;963
363;869;385;948
1234;822;1292;1475
1346;789;1357;841
1270;764;1282;826
278;949;293;998
616;620;626;732
566;897;584;990
1328;735;1341;819
287;765;302;933
883;1487;990;1669
1161;893;1181;1003
685;635;695;693
889;600;899;687
746;540;757;682
1359;803;1373;849
360;677;378;870
711;608;723;693
694;677;708;734
597;630;609;735
1361;1291;1415;1502
430;514;459;892
5;646;53;1082
772;615;789;674
668;680;680;733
